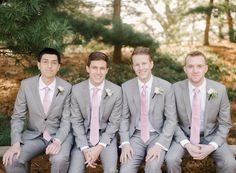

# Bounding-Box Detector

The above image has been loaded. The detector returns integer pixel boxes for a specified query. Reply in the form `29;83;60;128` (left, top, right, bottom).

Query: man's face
86;60;109;86
37;54;60;79
184;55;208;87
132;54;153;83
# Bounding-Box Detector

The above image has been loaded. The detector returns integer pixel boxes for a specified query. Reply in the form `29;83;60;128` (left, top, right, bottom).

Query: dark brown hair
87;51;109;67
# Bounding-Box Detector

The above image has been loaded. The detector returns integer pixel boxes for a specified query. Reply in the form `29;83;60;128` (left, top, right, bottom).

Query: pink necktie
43;87;50;114
190;88;201;145
89;88;100;146
140;85;149;143
43;87;52;141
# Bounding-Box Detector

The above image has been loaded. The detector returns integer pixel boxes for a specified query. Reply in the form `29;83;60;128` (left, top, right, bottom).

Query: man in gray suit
69;51;122;173
119;47;177;173
165;50;236;173
2;48;72;173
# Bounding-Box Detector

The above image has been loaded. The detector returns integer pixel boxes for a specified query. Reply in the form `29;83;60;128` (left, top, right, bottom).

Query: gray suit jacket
11;75;72;145
119;76;177;149
71;79;122;148
173;79;232;147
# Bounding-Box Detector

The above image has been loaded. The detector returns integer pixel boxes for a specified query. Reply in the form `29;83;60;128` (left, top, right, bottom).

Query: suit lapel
204;79;210;127
33;75;45;117
183;80;192;121
99;80;109;120
83;80;91;122
149;77;157;116
132;78;141;123
46;77;60;117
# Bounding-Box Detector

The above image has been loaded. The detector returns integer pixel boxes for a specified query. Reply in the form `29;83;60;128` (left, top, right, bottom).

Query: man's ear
86;66;89;73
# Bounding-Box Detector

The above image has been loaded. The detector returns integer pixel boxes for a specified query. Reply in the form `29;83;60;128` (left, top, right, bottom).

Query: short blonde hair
131;46;153;63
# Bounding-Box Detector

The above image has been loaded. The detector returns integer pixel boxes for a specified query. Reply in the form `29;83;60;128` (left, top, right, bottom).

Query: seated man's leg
5;137;47;173
165;140;185;173
120;133;146;173
50;134;73;173
100;138;118;173
68;145;85;173
145;146;166;173
211;142;236;173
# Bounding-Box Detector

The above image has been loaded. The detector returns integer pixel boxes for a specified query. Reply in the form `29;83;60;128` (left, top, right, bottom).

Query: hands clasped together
185;143;215;160
82;144;104;168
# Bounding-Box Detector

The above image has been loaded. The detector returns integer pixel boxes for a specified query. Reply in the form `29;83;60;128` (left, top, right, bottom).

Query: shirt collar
188;78;206;93
89;80;105;91
138;75;153;90
39;77;56;91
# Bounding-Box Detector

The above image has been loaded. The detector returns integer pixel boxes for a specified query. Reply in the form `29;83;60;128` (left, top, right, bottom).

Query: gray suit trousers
68;138;118;173
120;130;166;173
165;140;236;173
5;135;72;173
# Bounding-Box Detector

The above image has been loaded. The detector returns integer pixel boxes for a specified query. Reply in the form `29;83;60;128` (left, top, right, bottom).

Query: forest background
0;0;236;172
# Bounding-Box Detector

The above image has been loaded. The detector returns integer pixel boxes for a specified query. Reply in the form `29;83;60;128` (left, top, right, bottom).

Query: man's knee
5;158;26;173
145;159;162;172
119;162;136;173
103;166;117;173
165;153;182;166
217;157;236;171
50;154;70;166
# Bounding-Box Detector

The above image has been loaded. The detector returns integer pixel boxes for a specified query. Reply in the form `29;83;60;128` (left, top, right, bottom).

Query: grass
0;113;10;146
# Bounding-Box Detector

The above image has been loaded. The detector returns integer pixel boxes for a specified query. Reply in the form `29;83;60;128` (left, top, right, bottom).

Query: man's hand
89;144;104;163
185;143;201;158
45;139;61;155
146;144;162;162
83;148;97;168
120;143;134;164
2;142;21;166
193;144;215;160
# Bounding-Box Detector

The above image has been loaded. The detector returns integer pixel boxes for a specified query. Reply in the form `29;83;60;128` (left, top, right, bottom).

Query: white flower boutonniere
152;87;164;99
56;86;65;96
207;88;217;100
105;88;113;98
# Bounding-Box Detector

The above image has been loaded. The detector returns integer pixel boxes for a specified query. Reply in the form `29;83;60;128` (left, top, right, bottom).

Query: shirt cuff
155;143;168;151
80;146;89;151
180;139;190;148
99;142;107;148
119;141;130;148
209;142;218;150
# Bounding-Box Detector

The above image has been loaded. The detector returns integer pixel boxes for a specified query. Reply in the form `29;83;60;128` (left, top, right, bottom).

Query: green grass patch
0;113;11;146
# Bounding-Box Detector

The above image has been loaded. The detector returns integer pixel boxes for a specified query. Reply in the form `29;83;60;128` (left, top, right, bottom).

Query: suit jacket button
44;118;47;121
188;126;191;129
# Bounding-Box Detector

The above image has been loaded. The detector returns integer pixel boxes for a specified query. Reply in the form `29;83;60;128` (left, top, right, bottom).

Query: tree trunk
204;0;214;45
225;0;235;42
113;0;122;63
113;45;122;63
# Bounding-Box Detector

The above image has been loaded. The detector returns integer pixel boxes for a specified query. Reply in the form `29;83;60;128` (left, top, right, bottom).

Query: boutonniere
207;88;217;100
104;88;113;98
56;86;65;96
152;87;164;99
